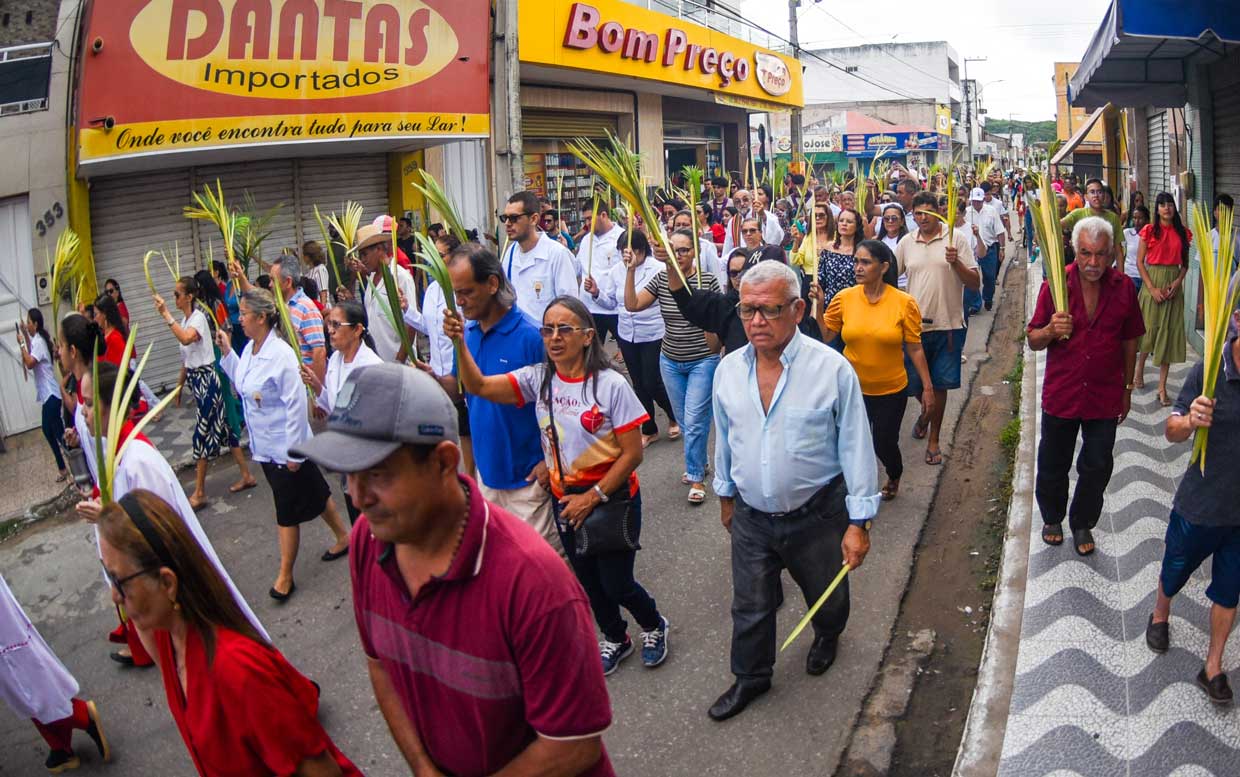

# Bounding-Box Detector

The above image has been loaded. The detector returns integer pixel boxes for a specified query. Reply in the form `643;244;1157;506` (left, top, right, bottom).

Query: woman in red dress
97;490;361;777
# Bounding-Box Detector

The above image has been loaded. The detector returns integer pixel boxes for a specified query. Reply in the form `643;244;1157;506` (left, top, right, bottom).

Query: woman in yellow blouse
812;239;935;500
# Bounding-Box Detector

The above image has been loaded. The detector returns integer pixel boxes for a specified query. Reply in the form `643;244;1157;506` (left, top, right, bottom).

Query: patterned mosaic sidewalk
997;354;1240;776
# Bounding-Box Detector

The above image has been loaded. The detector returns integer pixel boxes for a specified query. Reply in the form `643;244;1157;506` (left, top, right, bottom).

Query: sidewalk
0;402;236;520
958;262;1240;776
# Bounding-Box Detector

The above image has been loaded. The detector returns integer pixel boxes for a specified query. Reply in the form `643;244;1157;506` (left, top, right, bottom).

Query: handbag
545;387;640;557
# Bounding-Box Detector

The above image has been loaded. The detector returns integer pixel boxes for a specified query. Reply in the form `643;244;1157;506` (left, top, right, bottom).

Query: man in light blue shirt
708;261;880;722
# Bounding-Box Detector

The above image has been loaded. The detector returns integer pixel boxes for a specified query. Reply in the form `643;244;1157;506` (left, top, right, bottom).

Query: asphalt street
0;301;1004;775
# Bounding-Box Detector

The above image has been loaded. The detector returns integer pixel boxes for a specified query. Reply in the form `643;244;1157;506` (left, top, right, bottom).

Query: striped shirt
287;288;325;365
644;269;721;362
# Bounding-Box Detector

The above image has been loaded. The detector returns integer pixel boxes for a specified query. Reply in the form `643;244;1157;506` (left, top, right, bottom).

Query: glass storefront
664;122;726;182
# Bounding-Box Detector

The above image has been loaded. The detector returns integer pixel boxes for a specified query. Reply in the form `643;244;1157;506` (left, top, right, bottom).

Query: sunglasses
539;324;590;338
102;561;157;602
736;302;789;321
326;321;358;332
727;268;746;277
883;215;902;221
498;213;531;224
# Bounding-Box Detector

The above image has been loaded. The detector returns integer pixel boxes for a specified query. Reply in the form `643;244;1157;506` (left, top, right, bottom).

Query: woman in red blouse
1135;192;1191;405
97;490;361;777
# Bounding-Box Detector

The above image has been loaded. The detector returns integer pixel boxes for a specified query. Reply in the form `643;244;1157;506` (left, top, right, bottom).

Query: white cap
969;187;986;202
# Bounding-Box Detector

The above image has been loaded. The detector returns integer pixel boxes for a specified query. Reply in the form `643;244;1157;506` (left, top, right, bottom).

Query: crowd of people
6;157;1238;774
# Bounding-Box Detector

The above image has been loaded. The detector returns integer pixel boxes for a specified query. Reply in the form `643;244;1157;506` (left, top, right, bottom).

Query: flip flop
642;433;659;449
881;479;900;501
1073;529;1096;556
687;486;707;505
667;424;682;440
924;448;943;466
912;414;930;440
1159;390;1172;407
189;498;208;511
1042;522;1064;546
229;479;258;494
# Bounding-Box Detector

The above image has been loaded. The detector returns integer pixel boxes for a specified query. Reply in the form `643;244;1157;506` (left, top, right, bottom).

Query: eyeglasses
727;268;746;277
102;562;157;602
736;302;790;321
883;215;902;222
673;247;694;255
105;287;118;295
498;213;531;224
740;228;759;235
539;324;590;338
326;321;358;332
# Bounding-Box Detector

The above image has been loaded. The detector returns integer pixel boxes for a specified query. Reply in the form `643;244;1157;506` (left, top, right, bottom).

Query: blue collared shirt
461;306;546;490
712;331;881;522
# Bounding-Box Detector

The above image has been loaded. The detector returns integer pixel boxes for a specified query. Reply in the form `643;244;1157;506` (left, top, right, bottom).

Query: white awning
1050;107;1107;165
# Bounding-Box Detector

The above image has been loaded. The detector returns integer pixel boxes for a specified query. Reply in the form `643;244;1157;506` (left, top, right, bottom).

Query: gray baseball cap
290;363;459;473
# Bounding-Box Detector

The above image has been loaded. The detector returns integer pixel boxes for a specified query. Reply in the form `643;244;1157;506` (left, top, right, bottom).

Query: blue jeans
965;243;999;312
41;395;66;471
555;490;661;642
659;353;720;482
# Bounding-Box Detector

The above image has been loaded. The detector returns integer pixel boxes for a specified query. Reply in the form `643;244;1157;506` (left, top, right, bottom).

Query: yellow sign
936;104;952;136
80;113;490;162
519;0;803;108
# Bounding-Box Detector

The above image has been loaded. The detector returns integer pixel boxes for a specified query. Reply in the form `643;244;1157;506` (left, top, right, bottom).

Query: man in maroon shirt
292;364;615;777
1028;216;1146;555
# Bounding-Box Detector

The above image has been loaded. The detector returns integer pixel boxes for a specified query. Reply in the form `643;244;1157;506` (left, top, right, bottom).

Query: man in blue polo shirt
442;243;561;555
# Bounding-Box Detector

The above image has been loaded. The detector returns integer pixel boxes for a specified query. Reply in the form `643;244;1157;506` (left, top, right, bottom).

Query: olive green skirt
1137;264;1186;365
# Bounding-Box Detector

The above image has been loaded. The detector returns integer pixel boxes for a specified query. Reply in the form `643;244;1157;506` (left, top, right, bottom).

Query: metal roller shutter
193;160;301;271
89;169;195;391
1147;111;1171;197
521;111;617;139
297;155;390;246
1212;86;1240;200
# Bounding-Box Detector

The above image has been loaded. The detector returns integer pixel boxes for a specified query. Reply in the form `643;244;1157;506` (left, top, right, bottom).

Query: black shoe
707;679;771;721
1145;615;1169;654
1197;668;1233;705
45;749;80;773
269;581;296;601
84;700;111;762
108;651;133;666
984;301;993;311
806;636;839;676
321;546;348;562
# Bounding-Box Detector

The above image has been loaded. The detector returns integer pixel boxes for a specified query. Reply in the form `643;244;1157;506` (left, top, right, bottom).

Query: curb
952;255;1042;776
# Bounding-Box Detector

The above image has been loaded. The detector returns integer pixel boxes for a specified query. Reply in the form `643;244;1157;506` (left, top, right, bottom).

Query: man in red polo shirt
292;364;614;777
1028;216;1146;556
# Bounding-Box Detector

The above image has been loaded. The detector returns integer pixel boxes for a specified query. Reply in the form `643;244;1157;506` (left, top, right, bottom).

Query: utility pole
788;0;803;180
963;56;987;163
491;0;524;205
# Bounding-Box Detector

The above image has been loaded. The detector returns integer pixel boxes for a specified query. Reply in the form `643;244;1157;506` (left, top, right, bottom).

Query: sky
739;0;1112;121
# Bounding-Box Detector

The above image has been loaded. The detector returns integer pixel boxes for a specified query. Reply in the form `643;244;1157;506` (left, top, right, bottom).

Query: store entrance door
665;145;704;179
664;123;725;181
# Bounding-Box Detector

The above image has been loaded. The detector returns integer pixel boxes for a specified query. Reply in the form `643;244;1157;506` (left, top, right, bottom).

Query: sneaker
45;749;80;773
641;616;670;668
600;635;634;676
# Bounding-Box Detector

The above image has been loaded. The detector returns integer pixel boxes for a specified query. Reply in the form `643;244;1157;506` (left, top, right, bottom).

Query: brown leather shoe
1145;615;1169;654
1197;668;1233;705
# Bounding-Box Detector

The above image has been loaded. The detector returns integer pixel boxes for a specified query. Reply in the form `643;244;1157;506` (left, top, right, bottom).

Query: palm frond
682;165;704;287
47;228;83;329
411;171;468;243
1188;201;1238;472
185;181;240;292
1026;172;1068;313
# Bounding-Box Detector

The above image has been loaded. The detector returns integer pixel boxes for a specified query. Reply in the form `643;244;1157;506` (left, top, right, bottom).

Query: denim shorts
1159;510;1240;609
906;328;965;394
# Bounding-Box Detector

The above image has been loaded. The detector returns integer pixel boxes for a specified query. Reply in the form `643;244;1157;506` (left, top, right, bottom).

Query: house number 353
34;202;65;237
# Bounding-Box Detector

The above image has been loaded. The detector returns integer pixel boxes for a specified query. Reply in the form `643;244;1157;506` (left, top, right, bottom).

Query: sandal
881;479;900;501
1132;376;1145;389
912;414;930;440
229;479;258;494
924;448;943;466
189;497;208;511
1073;528;1096;556
1041;522;1064;546
688;485;707;505
642;433;659;449
1158;390;1171;407
667;424;682;440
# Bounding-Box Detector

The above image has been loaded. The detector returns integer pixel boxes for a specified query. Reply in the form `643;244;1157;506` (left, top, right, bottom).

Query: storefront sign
77;0;490;169
775;134;841;154
844;131;940;157
520;0;802;108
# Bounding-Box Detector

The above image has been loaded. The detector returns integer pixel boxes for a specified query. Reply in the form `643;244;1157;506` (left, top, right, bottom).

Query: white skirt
0;573;78;724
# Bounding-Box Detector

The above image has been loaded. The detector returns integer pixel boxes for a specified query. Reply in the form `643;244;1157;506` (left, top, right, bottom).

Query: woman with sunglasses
445;295;670;676
626;229;722;505
75;362;268;662
814;240;935;501
590;228;679;448
103;279;129;329
215;289;351;600
155;275;257;510
96;490;358;777
301;301;382;523
790;203;835;279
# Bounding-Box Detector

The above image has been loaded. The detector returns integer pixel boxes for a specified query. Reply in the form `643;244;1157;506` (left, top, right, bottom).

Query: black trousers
1035;412;1118;532
730;477;849;680
864;391;908;481
594;313;619;346
617;337;676;435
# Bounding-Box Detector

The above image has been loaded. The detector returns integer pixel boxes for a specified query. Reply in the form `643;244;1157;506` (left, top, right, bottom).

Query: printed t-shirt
823;285;923;395
508;365;649;498
286;288;325;365
1139;223;1192;266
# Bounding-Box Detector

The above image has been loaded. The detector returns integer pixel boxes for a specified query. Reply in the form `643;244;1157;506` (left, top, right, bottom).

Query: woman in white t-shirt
155;276;257;510
18;308;68;482
302;241;332;309
301;300;382;524
446;294;670;676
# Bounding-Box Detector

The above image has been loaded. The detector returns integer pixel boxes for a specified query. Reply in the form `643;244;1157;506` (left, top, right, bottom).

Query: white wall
801;41;962;106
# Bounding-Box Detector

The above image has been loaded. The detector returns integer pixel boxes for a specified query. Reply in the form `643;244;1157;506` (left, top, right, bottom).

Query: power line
806;4;958;92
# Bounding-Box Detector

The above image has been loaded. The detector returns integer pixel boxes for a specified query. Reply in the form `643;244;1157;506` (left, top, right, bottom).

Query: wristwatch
592;484;609;503
851;520;872;532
